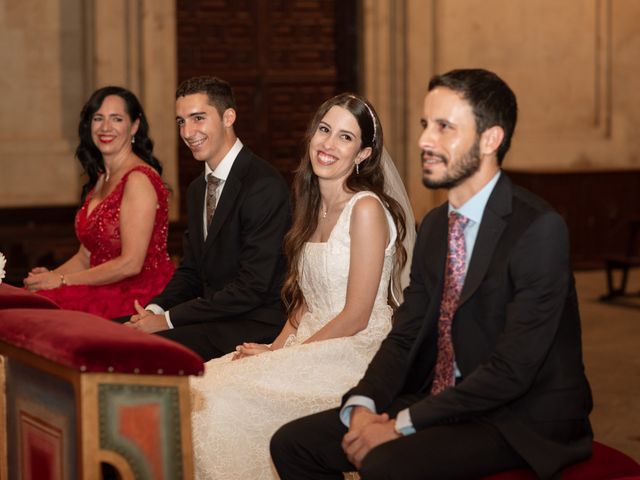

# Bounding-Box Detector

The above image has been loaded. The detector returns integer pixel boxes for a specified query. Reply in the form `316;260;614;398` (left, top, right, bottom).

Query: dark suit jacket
346;174;592;479
151;146;291;333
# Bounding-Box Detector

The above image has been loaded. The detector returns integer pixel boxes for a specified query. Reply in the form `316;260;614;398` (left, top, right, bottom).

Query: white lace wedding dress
190;191;397;479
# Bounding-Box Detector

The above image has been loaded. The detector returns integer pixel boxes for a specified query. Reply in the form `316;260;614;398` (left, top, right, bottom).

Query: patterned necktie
206;173;221;232
431;211;469;395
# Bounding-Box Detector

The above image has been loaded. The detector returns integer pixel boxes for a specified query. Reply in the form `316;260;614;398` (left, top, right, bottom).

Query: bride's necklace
320;196;349;220
321;203;334;220
320;186;355;221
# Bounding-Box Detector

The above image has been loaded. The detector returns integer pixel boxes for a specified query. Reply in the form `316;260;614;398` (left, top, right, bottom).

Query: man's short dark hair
428;69;517;165
176;76;236;117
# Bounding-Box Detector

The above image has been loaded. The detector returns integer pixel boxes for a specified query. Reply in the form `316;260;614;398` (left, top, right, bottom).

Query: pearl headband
349;95;377;144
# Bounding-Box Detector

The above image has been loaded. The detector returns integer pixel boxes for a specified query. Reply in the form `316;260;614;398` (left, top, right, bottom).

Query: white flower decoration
0;252;5;284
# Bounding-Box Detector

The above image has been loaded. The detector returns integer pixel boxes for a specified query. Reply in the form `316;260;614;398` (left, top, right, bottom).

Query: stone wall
1;0;640;222
0;0;178;217
362;0;640;219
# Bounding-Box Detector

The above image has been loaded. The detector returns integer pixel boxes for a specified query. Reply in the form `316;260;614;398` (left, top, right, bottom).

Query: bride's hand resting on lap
232;342;271;360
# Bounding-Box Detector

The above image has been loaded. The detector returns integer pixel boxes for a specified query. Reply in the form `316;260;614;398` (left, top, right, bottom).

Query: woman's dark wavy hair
76;86;162;201
282;93;408;325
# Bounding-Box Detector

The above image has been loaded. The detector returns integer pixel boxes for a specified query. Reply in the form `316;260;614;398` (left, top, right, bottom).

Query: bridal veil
381;148;416;305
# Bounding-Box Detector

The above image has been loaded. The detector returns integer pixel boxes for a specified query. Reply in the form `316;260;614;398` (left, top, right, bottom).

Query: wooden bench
602;219;640;300
0;285;204;479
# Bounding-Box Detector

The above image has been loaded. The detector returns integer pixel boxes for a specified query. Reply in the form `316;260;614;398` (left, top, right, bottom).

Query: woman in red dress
23;87;174;318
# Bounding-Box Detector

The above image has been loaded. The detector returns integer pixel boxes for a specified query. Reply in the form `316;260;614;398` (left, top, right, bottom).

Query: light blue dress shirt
340;171;502;435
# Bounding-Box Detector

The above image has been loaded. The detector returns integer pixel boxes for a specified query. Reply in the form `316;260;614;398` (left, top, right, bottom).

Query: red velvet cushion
482;441;640;479
0;308;203;376
0;284;59;310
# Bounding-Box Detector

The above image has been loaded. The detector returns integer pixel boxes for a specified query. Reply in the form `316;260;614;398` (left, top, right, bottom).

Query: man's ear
222;108;236;128
479;125;504;157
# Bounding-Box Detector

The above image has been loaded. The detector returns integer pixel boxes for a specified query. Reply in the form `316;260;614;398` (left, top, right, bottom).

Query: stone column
362;0;444;220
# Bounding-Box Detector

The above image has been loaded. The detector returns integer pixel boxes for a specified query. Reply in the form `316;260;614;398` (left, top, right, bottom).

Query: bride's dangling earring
355;161;359;175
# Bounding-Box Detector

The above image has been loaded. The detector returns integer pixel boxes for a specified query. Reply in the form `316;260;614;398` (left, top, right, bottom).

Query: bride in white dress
190;93;416;479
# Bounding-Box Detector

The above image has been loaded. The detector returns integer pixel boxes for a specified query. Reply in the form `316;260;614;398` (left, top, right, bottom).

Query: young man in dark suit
126;76;291;361
270;69;592;479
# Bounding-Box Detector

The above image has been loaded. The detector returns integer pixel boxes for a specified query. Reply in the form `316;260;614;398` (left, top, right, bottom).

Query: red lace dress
37;166;175;318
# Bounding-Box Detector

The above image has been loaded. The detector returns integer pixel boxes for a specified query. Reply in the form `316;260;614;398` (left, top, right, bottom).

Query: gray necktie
206;173;221;232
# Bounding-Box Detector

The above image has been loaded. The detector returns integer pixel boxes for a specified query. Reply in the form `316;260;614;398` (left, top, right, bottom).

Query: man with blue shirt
271;69;593;479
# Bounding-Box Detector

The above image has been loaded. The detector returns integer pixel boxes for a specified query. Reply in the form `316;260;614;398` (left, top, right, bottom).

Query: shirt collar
449;171;501;224
204;138;243;180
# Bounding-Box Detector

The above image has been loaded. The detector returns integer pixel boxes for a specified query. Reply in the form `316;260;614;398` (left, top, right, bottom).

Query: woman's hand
24;270;63;291
232;343;271;360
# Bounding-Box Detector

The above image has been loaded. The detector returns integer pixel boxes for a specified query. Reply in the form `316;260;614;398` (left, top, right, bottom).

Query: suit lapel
193;174;207;244
427;205;450;289
203;147;250;249
458;174;512;305
411;204;449;351
205;176;240;248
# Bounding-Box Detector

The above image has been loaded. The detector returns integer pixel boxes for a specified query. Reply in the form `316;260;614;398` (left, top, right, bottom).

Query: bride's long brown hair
282;93;408;326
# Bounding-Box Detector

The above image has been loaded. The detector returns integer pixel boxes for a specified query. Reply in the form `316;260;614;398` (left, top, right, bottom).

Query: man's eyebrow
435;117;455;126
176;111;207;121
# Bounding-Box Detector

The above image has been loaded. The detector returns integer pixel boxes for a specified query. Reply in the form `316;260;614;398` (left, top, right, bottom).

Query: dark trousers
270;396;527;480
112;315;282;362
156;318;283;361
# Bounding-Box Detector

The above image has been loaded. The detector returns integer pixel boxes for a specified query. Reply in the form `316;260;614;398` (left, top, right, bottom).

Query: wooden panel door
176;0;360;216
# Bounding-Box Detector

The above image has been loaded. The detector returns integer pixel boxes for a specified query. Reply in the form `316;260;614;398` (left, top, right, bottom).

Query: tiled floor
576;269;640;461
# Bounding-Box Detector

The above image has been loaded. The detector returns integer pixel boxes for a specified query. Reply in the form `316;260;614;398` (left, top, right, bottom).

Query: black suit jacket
151;146;291;331
346;174;592;479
